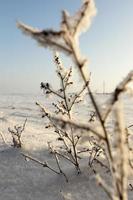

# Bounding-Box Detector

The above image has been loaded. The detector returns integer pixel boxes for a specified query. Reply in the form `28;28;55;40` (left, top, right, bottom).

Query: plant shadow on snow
0;143;132;200
0;145;112;200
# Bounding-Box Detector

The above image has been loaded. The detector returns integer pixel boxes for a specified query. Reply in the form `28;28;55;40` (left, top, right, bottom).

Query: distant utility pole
103;81;105;94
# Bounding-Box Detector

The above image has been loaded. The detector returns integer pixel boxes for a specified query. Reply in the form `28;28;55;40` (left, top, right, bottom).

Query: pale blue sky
0;0;133;93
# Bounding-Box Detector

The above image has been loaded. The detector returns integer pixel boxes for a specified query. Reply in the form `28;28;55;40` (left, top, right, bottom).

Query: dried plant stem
8;118;27;148
61;74;80;172
96;174;113;200
22;152;68;182
103;70;133;122
68;81;89;112
54;151;76;166
21;153;61;175
38;98;78;166
89;148;99;167
71;45;113;163
50;114;105;140
48;88;64;99
94;158;110;172
48;141;75;166
50;119;73;148
112;101;128;200
129;184;133;191
45;111;76;164
77;148;91;154
128;124;133;129
60;75;70;116
53;152;68;182
21;118;27;132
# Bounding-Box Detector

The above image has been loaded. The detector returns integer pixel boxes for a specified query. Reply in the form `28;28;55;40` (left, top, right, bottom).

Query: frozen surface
0;93;133;200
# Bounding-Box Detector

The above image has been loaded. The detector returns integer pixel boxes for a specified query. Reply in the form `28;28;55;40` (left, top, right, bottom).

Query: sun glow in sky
0;0;133;94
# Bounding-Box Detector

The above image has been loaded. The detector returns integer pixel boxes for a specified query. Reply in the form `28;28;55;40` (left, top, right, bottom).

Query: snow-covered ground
0;93;133;200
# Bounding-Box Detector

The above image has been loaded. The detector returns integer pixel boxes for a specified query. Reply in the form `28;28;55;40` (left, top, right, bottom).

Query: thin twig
53;152;68;182
54;151;76;166
21;153;60;175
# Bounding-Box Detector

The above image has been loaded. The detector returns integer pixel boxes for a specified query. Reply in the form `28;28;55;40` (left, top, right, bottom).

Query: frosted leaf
17;22;72;55
61;0;97;39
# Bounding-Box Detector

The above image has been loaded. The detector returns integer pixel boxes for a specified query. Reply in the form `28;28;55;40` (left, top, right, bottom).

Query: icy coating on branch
17;0;97;79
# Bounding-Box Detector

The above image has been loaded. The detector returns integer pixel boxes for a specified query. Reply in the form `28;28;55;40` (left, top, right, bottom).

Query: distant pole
103;81;105;94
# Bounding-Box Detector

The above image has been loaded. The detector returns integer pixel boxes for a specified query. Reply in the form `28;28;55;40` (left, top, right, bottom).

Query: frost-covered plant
22;53;104;181
8;118;27;148
37;53;90;174
18;0;133;199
